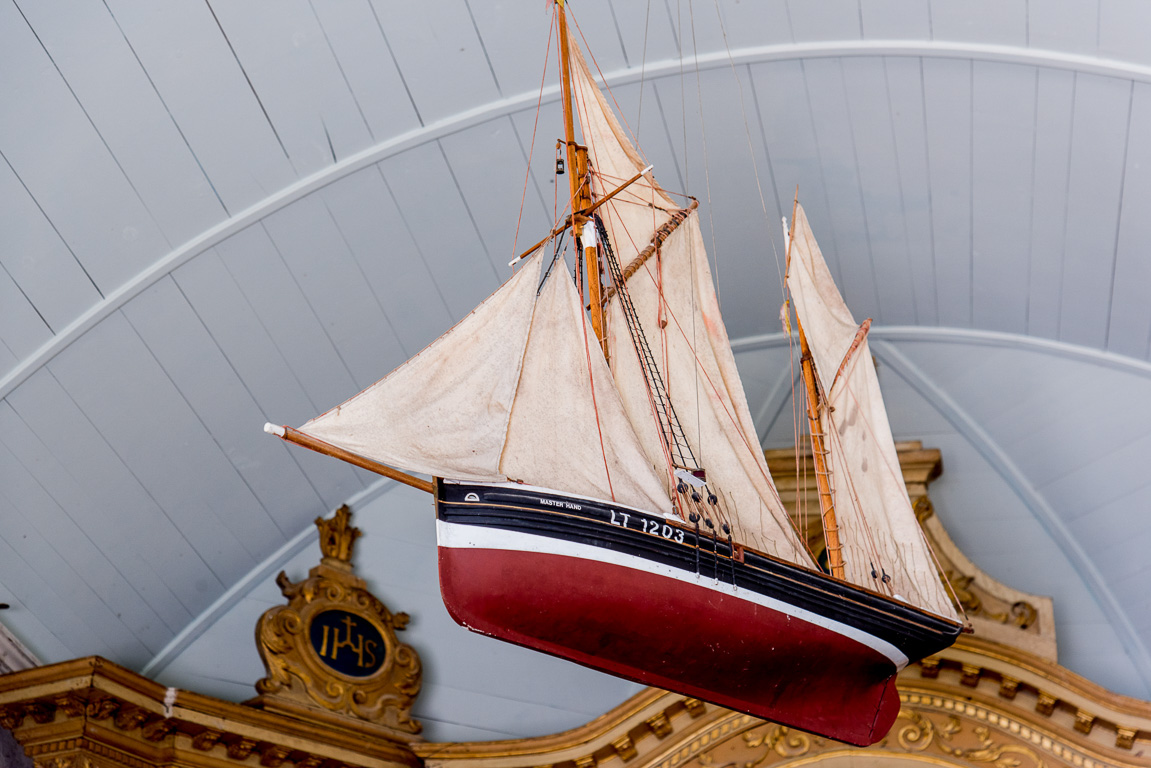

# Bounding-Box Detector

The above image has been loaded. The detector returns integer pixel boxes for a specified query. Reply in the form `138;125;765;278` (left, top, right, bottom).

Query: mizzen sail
786;203;959;619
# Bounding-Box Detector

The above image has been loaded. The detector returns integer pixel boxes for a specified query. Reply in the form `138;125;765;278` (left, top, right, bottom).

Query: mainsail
786;203;959;619
295;252;671;516
569;39;811;566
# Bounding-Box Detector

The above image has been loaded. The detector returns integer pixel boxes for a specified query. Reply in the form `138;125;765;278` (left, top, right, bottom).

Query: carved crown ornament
250;505;422;739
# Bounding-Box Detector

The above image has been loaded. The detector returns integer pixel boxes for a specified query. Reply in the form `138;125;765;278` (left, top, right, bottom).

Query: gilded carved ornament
252;505;422;738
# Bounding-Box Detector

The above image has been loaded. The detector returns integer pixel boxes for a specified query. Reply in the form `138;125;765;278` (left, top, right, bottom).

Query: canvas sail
568;38;810;566
786;203;959;619
569;41;677;268
500;251;673;515
295;253;671;516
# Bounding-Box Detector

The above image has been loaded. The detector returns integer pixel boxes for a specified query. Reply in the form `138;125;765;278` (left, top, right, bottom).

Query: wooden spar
785;203;845;580
267;424;434;494
555;0;606;355
508;165;657;267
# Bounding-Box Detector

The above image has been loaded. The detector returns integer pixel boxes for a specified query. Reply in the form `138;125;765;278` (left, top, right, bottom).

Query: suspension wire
635;0;653;136
511;5;557;261
569;12;654;165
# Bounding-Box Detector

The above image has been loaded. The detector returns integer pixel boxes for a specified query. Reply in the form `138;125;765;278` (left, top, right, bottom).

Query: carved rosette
254;506;421;736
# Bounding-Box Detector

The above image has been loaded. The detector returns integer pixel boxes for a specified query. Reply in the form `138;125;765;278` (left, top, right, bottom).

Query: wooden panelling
1027;68;1076;339
0;157;100;337
46;313;266;582
1029;0;1100;55
439;119;553;267
3;368;198;632
101;0;297;213
204;0;375;175
15;0;226;245
788;0;861;43
843;56;918;325
922;56;974;326
378;142;501;319
861;0;932;39
0;407;171;655
804;57;881;319
170;248;366;512
885;58;938;325
1059;73;1132;349
0;1;168;294
320;166;456;357
120;276;316;536
971;62;1035;334
1107;82;1151;357
930;0;1029;45
1099;0;1151;66
369;0;500;124
749;59;835;277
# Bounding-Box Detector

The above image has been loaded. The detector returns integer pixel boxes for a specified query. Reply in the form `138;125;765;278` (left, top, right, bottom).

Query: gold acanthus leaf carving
946;570;1037;629
894;710;1047;768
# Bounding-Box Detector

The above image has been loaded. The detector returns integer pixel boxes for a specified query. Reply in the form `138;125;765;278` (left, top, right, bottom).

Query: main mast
556;0;606;355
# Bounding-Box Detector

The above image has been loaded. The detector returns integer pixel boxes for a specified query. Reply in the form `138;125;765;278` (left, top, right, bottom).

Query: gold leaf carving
140;718;176;742
646;713;672;739
27;702;56;725
0;705;24;730
226;738;258;760
112;706;149;731
84;694;119;721
939;724;1047;768
316;505;360;564
254;507;422;736
191;730;222;751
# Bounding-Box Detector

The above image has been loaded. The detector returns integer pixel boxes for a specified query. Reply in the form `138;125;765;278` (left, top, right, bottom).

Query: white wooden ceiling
3;0;1151;740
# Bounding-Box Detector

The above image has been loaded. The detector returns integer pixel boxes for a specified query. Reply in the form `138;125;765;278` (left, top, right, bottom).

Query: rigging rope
511;6;557;262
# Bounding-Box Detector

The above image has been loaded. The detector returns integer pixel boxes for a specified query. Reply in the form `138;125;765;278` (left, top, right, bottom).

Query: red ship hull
435;482;959;746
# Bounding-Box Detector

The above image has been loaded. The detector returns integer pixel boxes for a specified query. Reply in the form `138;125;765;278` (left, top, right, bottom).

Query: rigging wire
511;5;557;263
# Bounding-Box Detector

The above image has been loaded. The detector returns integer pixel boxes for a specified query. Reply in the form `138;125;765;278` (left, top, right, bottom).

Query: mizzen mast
785;204;845;580
556;0;606;356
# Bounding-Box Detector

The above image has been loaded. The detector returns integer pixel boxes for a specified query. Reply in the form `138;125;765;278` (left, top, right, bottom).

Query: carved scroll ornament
254;506;421;736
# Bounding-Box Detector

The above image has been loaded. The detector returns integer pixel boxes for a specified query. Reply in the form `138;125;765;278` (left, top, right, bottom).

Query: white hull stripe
436;519;908;669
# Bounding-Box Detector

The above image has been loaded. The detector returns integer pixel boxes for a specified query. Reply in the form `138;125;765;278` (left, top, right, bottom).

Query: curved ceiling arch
5;38;1151;403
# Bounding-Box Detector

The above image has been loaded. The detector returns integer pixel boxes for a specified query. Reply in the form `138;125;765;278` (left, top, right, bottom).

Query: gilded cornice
417;637;1151;768
0;657;419;768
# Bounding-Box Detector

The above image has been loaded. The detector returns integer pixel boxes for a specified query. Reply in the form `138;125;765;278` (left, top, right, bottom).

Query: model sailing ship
266;2;963;747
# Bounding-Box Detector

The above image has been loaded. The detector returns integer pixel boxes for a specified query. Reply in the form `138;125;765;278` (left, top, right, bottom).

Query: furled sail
786;203;959;619
295;253;672;516
569;38;811;566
